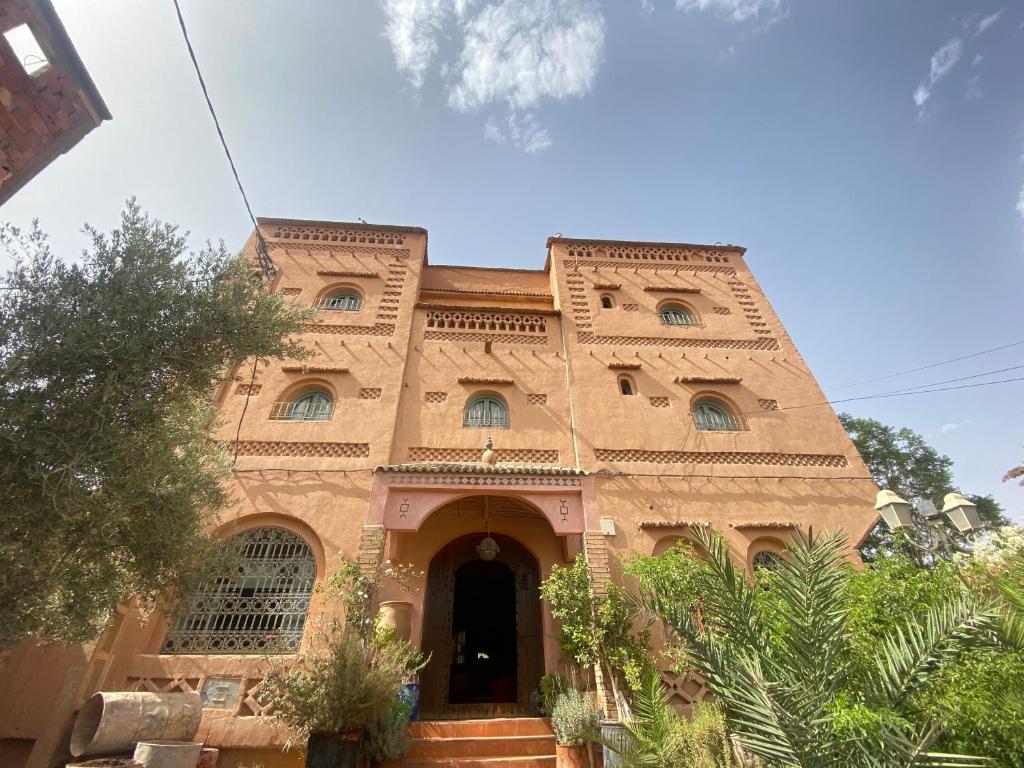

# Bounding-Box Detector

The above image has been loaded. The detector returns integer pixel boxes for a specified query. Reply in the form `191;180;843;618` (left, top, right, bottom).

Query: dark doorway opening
448;558;517;704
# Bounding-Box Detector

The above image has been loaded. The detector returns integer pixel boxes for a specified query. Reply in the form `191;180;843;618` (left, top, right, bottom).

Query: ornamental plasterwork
389;474;583;488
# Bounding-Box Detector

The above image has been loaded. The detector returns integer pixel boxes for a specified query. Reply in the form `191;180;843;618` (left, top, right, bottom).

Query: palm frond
880;720;991;768
869;593;998;707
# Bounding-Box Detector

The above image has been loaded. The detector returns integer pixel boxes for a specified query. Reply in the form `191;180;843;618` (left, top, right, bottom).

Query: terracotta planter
197;747;220;768
133;740;203;768
556;744;589;768
377;601;413;642
70;691;202;757
67;759;143;768
307;731;362;768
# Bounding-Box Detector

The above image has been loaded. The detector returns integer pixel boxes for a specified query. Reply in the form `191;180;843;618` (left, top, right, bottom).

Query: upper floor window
752;550;782;572
464;394;510;429
660;304;696;326
600;295;615;309
693;400;741;432
322;291;362;311
618;375;636;396
162;527;316;654
271;390;333;421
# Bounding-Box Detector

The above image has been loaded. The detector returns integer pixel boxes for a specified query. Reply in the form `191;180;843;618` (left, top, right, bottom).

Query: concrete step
407;734;555;759
409;717;553;739
402;757;556;768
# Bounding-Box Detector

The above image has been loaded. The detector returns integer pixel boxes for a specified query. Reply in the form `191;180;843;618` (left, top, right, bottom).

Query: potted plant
551;690;600;768
361;697;414;768
261;620;424;768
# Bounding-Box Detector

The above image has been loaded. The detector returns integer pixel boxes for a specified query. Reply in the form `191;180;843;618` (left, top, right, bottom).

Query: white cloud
673;0;784;23
448;0;605;113
381;0;604;152
1017;183;1024;220
972;53;983;66
381;0;453;88
913;38;963;109
484;111;553;152
975;9;1003;36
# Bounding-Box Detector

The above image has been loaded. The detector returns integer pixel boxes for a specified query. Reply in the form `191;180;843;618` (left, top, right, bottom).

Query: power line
827;339;1024;392
881;363;1024;393
171;0;275;278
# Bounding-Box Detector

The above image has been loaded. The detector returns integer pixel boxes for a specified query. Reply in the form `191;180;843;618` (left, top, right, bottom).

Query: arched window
693;400;740;431
272;390;333;421
659;304;696;326
464;395;510;429
322;291;362;311
162;527;316;654
618;375;636;396
600;295;615;309
752;550;782;572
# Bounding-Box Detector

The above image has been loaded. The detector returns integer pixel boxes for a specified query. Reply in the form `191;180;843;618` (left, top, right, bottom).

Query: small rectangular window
3;24;51;77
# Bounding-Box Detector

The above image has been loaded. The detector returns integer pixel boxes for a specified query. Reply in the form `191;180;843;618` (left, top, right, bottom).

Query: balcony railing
463;414;510;429
269;401;334;421
692;411;747;432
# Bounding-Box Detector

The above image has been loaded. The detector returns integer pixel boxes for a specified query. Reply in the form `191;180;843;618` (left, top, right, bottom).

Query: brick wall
0;0;108;204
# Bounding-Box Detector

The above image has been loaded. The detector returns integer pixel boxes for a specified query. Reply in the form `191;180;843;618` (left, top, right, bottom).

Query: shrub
551;690;601;746
537;672;571;717
261;621;423;741
361;698;413;763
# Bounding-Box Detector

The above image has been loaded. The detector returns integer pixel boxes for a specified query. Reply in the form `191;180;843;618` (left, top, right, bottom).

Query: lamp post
874;489;983;558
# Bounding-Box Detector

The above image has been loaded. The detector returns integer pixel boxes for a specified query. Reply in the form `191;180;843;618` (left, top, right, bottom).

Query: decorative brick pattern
304;322;396;336
567;259;735;276
577;332;780;350
662;670;712;715
424;330;549;345
279;244;410;261
566;245;732;264
591;282;621;290
758;399;780;410
607;362;641;370
712;306;731;315
622;304;639;311
281;365;350;373
527;394;548;405
270;225;407;245
649;396;670;407
675;375;742;384
277;287;302;296
235;383;262;396
426;310;547;334
359;388;382;400
407;447;560;464
643;285;701;293
315;270;380;278
357;525;386;578
424;391;448;403
594;448;848;467
457;377;514;386
233;441;370;458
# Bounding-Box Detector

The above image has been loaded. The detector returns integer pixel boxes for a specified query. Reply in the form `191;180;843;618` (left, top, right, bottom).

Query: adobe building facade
0;220;879;768
0;0;109;206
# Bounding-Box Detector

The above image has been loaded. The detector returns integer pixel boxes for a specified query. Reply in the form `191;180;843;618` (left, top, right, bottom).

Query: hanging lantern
874;489;913;530
476;535;500;561
941;492;981;534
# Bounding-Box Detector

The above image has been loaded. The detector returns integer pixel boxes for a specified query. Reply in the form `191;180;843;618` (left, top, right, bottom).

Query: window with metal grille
162;527;316;654
693;400;741;431
270;390;333;421
463;395;510;429
322;292;362;311
753;550;782;572
659;304;696;326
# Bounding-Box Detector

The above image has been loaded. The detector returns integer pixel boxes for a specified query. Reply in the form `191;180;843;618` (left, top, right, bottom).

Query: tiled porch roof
374;462;585;476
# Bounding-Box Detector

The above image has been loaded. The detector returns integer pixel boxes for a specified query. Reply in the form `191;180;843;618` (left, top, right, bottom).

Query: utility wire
827;339;1024;392
877;363;1024;393
171;0;275;278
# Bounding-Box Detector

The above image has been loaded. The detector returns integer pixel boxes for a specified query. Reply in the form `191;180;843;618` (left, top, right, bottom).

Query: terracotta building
0;220;879;767
0;0;109;206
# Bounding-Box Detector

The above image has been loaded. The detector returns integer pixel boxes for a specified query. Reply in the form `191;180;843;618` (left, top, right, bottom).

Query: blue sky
3;0;1022;516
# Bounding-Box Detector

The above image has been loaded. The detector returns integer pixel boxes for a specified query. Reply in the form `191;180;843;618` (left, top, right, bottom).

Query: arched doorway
420;532;544;719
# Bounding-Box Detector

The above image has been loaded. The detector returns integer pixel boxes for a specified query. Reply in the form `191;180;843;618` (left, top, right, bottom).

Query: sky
3;0;1023;517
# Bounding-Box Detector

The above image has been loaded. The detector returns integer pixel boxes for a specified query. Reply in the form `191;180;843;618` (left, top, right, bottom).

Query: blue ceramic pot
399;683;421;721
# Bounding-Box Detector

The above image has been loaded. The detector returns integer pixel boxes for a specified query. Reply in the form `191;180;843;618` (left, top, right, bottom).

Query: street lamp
873;489;983;557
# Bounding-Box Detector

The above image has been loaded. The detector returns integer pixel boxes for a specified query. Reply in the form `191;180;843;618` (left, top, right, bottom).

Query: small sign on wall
201;677;242;709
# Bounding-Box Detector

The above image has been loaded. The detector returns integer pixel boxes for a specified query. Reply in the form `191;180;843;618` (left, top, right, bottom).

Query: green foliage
551;689;601;746
540;553;649;699
647;525;997;767
537;671;571;717
838;414;1007;560
361;697;413;763
261;620;424;741
0;201;311;648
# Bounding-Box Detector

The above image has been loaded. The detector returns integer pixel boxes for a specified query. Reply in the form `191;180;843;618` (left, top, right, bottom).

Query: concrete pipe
133;741;203;768
70;691;202;757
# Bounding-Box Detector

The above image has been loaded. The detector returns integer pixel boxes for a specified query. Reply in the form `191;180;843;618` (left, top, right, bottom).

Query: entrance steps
404;718;556;767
